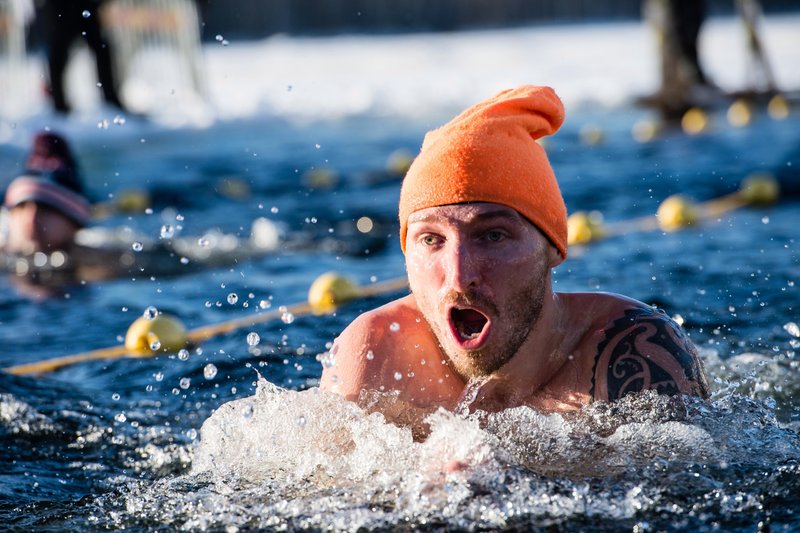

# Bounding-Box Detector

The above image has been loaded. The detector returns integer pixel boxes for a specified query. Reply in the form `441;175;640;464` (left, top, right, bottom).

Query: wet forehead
407;202;529;227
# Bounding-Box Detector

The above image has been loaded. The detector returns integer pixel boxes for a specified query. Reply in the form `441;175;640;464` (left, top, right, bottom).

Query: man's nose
18;203;39;227
443;240;480;292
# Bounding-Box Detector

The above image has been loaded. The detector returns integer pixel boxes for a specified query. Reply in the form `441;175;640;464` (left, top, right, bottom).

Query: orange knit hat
399;85;567;258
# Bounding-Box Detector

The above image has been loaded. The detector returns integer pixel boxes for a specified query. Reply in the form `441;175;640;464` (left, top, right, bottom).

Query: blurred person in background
1;131;90;255
1;132;375;297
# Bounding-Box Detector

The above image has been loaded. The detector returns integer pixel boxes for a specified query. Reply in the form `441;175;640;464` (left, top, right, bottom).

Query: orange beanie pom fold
399;85;568;259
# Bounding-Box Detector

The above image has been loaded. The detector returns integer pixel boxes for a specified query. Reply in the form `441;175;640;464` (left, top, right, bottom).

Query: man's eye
421;234;439;246
485;230;505;242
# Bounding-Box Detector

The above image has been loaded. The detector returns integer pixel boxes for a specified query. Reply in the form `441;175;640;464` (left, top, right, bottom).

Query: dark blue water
1;103;799;531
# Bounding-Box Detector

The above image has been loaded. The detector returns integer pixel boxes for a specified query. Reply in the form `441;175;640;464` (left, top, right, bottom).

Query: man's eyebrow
470;210;524;223
408;208;523;225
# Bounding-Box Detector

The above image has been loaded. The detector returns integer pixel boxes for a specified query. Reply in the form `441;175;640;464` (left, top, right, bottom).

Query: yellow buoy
115;189;151;213
727;99;752;128
681;107;709;135
767;94;790;120
385;149;415;176
302;168;339;189
657;195;699;231
217;176;251;199
739;173;780;205
579;124;605;146
125;313;188;356
308;272;360;315
567;211;605;245
632;119;660;143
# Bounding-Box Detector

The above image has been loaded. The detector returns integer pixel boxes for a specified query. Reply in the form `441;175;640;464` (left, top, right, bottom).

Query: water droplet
365;350;374;360
784;322;800;338
270;206;279;214
82;10;91;18
113;115;126;125
247;332;260;346
227;293;239;305
154;372;164;382
111;393;120;401
143;306;158;319
316;351;335;368
179;377;191;390
204;364;218;380
393;372;403;381
762;216;770;224
389;322;400;332
280;306;295;324
160;224;174;239
180;257;189;264
114;412;127;423
150;339;161;351
356;216;374;233
187;428;197;440
132;241;143;252
259;299;271;309
673;314;685;326
178;349;190;361
198;237;209;247
296;415;307;427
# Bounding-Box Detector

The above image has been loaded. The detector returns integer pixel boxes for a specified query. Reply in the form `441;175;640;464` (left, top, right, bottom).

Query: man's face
5;201;79;254
405;202;559;380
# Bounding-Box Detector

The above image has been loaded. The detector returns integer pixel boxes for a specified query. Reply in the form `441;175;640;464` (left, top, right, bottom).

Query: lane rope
4;275;409;376
567;174;779;246
4;175;780;376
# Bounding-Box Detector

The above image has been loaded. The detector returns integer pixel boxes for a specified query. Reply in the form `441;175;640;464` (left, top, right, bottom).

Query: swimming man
320;85;709;424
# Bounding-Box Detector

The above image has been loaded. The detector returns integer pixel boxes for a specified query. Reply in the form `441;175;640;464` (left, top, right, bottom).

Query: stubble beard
415;265;549;381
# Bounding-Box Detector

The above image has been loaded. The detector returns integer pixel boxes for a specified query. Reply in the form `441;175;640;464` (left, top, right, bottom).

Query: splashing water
75;377;800;531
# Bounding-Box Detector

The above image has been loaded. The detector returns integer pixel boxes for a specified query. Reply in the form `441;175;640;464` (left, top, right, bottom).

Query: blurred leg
43;3;76;113
81;3;125;110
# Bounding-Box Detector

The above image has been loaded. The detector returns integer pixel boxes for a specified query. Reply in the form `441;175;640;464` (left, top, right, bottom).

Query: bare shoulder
567;292;709;401
334;294;422;350
319;295;429;399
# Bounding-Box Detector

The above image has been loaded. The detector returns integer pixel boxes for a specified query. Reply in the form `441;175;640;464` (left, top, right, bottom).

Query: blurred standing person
39;0;126;114
667;0;709;86
644;0;716;117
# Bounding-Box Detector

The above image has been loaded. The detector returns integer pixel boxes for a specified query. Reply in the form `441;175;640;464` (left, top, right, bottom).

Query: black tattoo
590;307;708;401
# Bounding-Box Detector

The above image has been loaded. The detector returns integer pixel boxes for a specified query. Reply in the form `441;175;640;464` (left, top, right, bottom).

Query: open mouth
449;306;490;348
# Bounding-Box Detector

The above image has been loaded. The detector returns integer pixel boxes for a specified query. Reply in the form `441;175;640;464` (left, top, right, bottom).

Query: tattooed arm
590;306;709;401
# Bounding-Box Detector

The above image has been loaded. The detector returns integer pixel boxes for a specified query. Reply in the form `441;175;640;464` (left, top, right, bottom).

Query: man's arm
590;306;709;401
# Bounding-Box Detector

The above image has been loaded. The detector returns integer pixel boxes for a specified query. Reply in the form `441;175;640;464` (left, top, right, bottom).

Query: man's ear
548;244;565;268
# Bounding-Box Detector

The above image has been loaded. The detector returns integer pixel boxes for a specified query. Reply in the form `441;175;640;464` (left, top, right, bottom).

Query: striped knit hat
4;168;91;227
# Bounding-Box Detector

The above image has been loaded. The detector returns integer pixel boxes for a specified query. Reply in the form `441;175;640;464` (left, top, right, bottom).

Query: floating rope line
4;275;409;376
567;174;779;246
4;174;779;376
